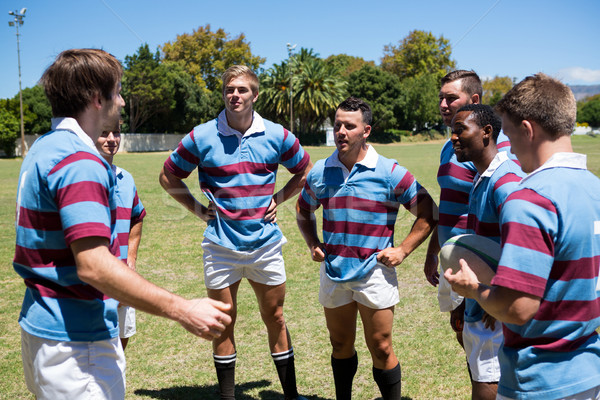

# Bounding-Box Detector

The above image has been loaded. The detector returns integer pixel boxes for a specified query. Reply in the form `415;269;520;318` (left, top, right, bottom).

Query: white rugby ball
440;234;500;286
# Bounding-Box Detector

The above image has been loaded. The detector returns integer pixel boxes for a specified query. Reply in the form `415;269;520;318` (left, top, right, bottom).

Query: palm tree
257;48;347;137
294;58;347;135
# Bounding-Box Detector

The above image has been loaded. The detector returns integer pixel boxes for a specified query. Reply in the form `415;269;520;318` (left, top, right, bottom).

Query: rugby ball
440;234;500;286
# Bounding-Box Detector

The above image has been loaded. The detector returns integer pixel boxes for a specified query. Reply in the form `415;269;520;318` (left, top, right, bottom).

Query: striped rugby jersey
492;152;600;399
464;151;525;323
437;131;516;246
164;111;310;251
14;118;120;341
112;165;146;262
298;145;427;282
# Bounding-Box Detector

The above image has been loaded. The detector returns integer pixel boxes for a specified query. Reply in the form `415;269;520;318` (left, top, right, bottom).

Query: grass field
2;136;600;400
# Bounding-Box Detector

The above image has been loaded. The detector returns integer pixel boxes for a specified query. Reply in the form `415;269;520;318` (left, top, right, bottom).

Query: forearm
426;226;440;256
274;161;312;206
126;220;143;269
73;238;186;319
296;202;321;248
472;284;540;325
159;166;207;220
398;196;438;256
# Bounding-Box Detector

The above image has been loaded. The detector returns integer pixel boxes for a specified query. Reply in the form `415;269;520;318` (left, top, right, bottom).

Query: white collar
473;151;509;189
217;110;266;137
51;117;99;154
521;152;587;184
325;144;379;171
111;164;122;179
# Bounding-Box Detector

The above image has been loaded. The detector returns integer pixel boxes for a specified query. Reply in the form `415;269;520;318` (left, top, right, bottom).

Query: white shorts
21;328;126;400
463;319;502;382
118;305;136;339
319;262;400;309
202;237;287;290
497;385;600;400
437;265;464;312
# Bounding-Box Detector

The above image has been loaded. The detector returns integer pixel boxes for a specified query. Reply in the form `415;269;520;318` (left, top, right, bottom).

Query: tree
122;44;174;133
326;54;375;77
381;30;455;82
347;64;402;132
397;73;442;131
20;85;52;134
294;57;347;135
577;94;600;128
0;104;19;157
482;76;514;107
257;49;347;137
147;61;216;133
161;24;265;92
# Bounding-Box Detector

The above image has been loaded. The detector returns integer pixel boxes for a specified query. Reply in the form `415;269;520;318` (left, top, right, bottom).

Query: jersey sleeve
492;188;558;297
47;152;112;246
164;130;201;179
298;168;320;212
492;171;523;215
390;162;422;210
130;188;146;225
280;128;310;174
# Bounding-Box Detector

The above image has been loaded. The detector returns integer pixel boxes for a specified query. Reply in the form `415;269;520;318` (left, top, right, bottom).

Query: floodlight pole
8;8;26;156
286;43;297;133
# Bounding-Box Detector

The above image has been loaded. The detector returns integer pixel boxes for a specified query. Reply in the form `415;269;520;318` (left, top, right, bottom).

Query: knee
261;306;286;328
368;335;394;362
329;333;354;354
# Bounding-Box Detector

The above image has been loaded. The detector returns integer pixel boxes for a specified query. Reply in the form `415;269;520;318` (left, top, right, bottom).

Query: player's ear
482;124;493;140
471;93;480;104
521;120;535;142
363;124;371;139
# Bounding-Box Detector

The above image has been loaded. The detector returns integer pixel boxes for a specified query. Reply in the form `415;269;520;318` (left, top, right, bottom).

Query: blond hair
221;65;259;94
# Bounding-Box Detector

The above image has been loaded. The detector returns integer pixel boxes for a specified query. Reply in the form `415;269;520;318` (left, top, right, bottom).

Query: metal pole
16;19;25;156
287;43;296;133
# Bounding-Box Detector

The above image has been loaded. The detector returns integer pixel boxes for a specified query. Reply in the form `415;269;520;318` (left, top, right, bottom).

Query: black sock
373;363;401;400
214;353;236;400
331;352;358;400
272;347;299;399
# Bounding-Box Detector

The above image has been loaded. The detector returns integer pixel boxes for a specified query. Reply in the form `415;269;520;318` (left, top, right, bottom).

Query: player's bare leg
207;280;241;400
359;304;401;400
249;280;301;399
324;302;359;400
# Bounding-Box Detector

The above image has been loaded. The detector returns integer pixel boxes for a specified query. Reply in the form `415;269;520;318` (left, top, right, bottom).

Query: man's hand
424;252;440;287
264;198;277;223
482;312;497;330
377;247;408;267
179;298;232;341
444;258;481;298
310;243;326;262
199;201;217;223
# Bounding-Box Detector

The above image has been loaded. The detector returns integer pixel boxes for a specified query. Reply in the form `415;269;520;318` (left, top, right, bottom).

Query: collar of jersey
473;151;509;189
51;117;99;154
325;144;379;171
521;152;587;184
217;109;266;137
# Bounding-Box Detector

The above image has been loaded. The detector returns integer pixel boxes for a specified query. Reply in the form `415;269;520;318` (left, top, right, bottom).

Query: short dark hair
41;49;123;118
337;97;372;125
457;104;502;141
441;70;482;98
495;73;576;138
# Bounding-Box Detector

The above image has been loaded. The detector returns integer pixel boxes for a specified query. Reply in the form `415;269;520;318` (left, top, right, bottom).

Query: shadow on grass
134;379;332;400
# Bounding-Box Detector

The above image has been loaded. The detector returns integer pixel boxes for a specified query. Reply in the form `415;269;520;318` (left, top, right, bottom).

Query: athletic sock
373;362;401;400
331;352;358;400
272;347;299;400
214;353;236;400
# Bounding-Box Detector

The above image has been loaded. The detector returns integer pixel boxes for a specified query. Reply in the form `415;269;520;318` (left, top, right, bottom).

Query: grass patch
1;136;599;399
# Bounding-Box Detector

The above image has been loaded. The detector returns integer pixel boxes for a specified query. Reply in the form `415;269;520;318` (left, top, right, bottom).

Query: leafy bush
0;108;19;157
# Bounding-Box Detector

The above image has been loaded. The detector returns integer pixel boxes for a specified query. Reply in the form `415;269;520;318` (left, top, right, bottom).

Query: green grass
2;136;600;399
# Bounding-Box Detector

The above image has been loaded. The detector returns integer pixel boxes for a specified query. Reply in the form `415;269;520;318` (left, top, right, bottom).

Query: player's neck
226;109;253;135
474;145;498;175
533;135;573;169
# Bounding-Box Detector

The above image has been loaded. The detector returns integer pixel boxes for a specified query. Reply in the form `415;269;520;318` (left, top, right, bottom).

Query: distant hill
568;85;600;101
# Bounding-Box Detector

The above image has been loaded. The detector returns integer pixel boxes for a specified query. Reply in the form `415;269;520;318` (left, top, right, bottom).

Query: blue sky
1;0;599;99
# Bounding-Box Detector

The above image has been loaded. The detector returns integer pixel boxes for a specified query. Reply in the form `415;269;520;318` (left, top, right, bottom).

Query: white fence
14;133;186;156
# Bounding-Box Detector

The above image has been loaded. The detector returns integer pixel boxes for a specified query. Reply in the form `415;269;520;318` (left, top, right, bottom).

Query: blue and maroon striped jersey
113;166;146;263
299;146;427;282
437;131;517;247
464;152;525;323
164;111;310;251
492;153;600;399
14;121;120;342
